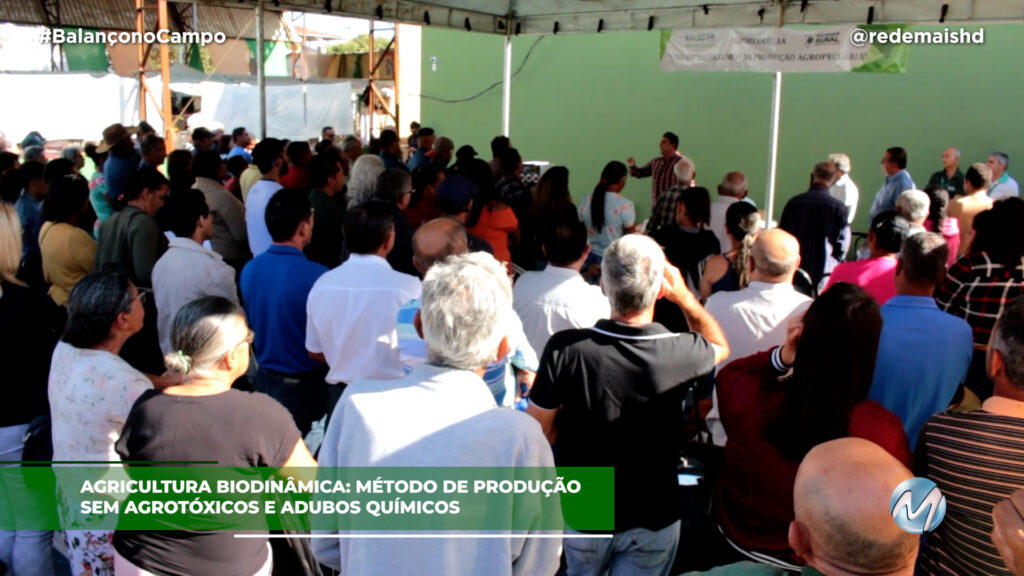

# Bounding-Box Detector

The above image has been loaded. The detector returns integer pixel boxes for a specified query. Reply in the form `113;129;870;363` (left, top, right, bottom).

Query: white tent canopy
196;0;1024;35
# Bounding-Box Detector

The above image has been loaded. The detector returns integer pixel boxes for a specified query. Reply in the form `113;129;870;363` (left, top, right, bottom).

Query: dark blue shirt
379;152;407;172
406;149;431;171
779;185;849;288
240;245;328;373
104;152;140;204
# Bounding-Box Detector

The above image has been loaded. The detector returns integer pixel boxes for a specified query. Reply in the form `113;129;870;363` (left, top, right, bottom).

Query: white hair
829;153;851;174
673;155;695;185
896;189;930;222
421;251;512;371
601;234;665;315
347;155;385;208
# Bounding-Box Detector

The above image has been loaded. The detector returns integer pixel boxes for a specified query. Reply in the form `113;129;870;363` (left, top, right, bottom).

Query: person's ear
788;520;812;564
990;346;1006;382
895;258;904;278
414;309;424;339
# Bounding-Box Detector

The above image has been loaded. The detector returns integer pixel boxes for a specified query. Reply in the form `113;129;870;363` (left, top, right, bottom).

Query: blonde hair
0;203;24;285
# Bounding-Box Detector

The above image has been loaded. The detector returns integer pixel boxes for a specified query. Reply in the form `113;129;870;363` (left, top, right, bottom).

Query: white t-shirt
245;179;283;257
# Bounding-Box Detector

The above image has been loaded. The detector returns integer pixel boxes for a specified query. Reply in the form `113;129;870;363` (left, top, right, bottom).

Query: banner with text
659;26;908;73
0;466;614;532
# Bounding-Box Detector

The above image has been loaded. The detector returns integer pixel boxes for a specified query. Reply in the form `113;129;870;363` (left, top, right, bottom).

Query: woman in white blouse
49;271;153;576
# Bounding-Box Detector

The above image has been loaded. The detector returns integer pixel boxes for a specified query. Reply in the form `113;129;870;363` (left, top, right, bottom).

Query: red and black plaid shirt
630;153;681;208
935;252;1024;347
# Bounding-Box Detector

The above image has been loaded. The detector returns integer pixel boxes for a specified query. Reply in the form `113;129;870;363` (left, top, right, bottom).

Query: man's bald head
412;218;469;276
718;171;748;199
790;438;918;576
750;228;800;282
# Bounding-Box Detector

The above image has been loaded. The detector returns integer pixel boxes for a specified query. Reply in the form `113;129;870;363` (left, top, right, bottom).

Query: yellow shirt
39;221;96;306
240;164;262;203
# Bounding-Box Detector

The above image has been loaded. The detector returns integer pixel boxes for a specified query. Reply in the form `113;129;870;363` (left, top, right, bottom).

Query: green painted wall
420;24;1019;232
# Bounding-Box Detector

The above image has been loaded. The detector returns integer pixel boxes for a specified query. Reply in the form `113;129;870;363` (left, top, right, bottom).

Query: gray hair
164;296;248;378
421;252;512;371
896;190;930;222
673;154;695;185
993;296;1024;387
22;146;45;163
992;151;1010;169
601;234;665;315
718;171;748;197
899;232;947;288
341;135;362;153
63;271;135;349
347;154;385;208
828;153;851;174
61;146;82;162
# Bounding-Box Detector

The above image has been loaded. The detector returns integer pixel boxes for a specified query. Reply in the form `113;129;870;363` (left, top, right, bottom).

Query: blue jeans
253;367;329;437
563;521;680;576
0;423;55;576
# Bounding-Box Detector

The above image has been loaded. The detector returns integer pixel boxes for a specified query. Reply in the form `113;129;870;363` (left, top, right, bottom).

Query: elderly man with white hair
709;171;751;253
528;234;729;576
896;189;930;234
828;153;859;224
314;251;560;576
646;154;696;235
988;151;1020;200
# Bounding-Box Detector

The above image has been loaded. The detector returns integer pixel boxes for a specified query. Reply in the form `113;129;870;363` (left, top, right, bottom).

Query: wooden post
136;0;147;121
158;0;175;153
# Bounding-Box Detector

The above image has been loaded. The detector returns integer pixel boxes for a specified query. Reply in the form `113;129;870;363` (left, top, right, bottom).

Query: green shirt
95;205;168;288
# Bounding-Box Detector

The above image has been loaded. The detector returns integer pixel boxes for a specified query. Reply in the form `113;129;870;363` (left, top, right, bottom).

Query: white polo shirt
306;254;421;384
245;179;282;257
512;265;610;355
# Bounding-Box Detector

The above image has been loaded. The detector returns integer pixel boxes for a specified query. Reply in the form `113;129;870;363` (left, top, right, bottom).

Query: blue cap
436;174;478;213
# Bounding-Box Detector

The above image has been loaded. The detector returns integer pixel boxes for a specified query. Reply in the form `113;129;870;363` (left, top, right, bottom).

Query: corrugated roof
0;1;285;41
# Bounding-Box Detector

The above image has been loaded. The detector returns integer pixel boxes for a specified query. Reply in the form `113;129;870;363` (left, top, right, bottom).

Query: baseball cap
435;175;478;213
455;145;478;160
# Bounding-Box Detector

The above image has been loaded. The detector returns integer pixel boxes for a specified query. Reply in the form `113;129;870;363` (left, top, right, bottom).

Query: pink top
924;217;961;266
824;256;898;304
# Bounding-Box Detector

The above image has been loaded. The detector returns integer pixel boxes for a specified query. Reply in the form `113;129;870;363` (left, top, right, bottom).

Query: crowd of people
1;123;1024;576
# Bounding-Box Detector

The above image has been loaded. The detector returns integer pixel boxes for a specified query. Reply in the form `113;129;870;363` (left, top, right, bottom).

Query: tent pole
158;0;174;153
256;0;266;139
765;71;782;227
501;31;512;137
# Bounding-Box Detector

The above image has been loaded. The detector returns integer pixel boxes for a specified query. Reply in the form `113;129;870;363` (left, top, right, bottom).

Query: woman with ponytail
114;296;316;576
578;161;635;282
700;201;763;301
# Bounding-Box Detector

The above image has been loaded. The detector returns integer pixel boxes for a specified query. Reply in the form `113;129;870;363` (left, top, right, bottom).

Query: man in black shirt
527;234;729;576
926;147;965;198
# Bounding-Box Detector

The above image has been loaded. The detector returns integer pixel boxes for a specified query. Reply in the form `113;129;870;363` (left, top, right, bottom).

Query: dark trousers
323;383;348;435
254;366;330;437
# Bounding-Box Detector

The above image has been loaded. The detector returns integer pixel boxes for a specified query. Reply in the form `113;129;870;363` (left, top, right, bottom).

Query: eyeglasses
133;288;150;304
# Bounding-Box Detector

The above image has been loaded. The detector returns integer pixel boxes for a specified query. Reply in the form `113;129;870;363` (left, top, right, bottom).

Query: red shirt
715;350;911;562
279;165;310;191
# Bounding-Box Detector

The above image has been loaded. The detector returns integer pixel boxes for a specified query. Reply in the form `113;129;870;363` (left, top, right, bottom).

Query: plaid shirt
935;252;1024;347
645;185;684;235
630;153;681;207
